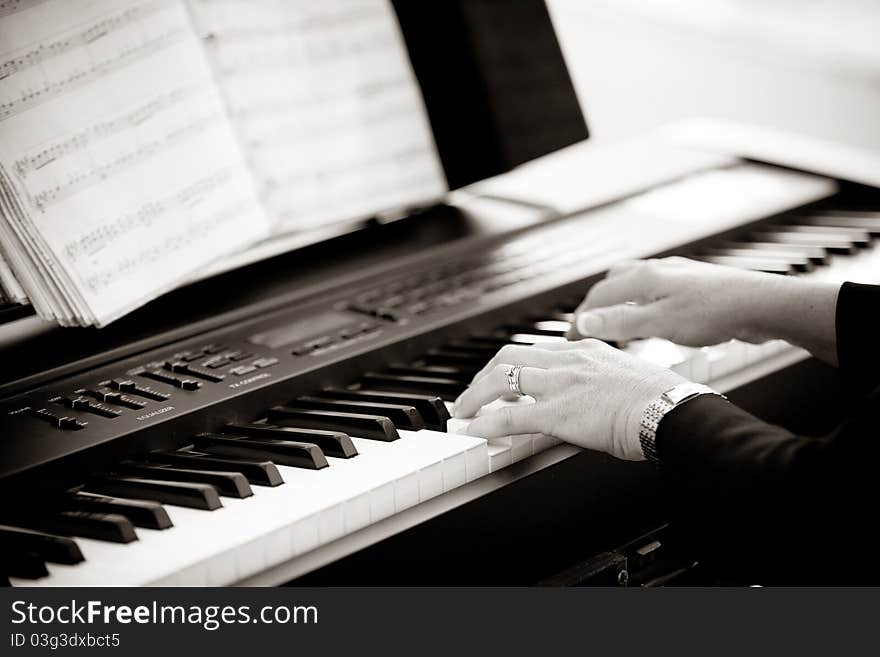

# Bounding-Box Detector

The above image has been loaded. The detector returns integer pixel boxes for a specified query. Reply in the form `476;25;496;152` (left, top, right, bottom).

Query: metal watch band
639;383;725;466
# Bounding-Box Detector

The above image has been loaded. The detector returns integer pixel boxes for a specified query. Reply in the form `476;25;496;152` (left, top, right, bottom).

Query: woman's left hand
452;339;687;460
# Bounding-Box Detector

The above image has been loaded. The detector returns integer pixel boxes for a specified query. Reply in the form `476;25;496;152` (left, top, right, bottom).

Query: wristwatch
639;382;726;466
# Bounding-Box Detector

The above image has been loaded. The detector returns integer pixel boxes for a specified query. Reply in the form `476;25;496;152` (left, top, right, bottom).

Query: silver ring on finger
505;364;524;396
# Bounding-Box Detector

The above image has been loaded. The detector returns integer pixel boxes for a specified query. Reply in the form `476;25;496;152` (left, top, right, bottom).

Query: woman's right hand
568;257;841;363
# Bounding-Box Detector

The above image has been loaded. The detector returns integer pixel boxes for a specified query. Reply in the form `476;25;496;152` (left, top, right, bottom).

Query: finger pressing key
454;364;547;419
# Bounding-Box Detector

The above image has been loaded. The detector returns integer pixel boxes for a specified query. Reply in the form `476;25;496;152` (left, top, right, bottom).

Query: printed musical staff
61;167;239;264
0;28;190;121
30;111;225;211
0;0;49;20
81;197;254;294
0;0;269;326
13;84;207;178
0;1;167;81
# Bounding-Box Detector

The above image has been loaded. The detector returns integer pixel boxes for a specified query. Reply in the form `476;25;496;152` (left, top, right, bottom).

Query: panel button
139;370;202;390
53;396;121;419
305;336;334;351
75;388;145;410
163;362;224;382
27;407;87;430
107;379;170;401
108;379;137;393
229;365;258;376
252;357;279;368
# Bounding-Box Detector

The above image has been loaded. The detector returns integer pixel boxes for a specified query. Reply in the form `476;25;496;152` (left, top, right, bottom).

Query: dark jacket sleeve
655;282;880;584
836;282;880;395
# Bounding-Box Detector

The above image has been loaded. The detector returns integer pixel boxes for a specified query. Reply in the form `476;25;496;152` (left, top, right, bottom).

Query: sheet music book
0;0;445;326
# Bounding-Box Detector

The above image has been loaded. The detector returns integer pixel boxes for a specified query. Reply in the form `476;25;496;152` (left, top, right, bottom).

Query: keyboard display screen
248;312;356;349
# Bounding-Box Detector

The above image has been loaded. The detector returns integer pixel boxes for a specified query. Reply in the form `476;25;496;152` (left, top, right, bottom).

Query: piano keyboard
3;187;879;586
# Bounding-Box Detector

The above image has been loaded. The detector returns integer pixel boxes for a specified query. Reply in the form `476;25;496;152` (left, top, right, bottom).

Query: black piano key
224;422;358;458
421;349;486;368
287;396;425;430
497;323;569;337
754;230;858;254
84;476;222;511
466;334;511;347
319;388;449;431
119;464;252;499
360;373;466;401
442;340;500;357
545;311;575;323
800;211;880;234
387;364;474;383
469;332;566;346
269;406;400;441
193;433;328;470
780;224;871;247
64;491;172;529
697;254;795;275
705;248;814;273
1;550;49;579
153;451;284;486
722;241;828;265
19;511;138;544
0;524;84;564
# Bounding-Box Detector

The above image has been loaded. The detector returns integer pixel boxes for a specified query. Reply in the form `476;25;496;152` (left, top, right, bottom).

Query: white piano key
509;435;534;462
207;550;238;586
532;433;562;453
448;398;539;466
291;513;320;555
488;444;512;471
417;462;445;502
370;481;397;521
400;429;488;490
464;441;491;480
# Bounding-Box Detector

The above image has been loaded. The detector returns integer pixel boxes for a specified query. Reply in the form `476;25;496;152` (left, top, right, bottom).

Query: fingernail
576;312;601;335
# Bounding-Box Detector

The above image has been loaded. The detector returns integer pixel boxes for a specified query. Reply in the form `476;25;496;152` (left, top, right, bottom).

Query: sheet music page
0;0;270;326
187;0;446;235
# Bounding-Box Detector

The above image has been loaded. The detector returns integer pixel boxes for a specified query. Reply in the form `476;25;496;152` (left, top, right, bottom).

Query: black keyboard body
2;180;877;584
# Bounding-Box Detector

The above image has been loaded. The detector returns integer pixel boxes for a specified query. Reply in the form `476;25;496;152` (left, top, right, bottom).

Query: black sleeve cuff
655;394;802;485
836;282;880;395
